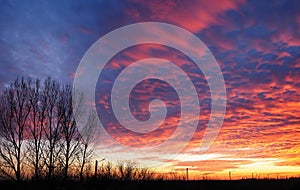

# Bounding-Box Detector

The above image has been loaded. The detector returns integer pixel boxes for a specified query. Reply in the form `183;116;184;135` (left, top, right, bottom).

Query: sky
1;0;300;179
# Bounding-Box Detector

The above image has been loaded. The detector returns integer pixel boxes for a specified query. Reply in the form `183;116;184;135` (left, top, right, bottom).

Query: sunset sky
1;0;300;179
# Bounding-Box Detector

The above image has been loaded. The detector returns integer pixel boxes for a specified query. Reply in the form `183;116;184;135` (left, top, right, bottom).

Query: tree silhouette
58;84;81;179
26;78;46;179
0;77;31;181
77;110;97;181
0;77;94;180
41;77;62;179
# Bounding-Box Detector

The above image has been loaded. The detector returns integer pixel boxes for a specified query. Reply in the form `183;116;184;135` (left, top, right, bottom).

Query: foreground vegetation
0;178;299;190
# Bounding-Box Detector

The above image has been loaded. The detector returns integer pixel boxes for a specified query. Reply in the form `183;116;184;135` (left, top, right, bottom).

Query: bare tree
117;161;139;181
99;162;116;180
98;161;155;181
0;77;95;180
0;78;31;181
41;77;62;179
26;79;46;179
77;110;96;181
58;84;81;179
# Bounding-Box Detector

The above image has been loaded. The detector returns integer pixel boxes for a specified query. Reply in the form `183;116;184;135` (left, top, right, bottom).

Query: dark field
1;179;299;190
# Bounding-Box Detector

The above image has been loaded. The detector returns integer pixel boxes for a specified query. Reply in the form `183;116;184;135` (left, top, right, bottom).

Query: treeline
0;77;94;181
95;161;161;181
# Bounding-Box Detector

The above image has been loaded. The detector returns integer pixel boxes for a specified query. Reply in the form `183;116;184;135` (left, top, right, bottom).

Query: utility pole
229;171;231;180
94;158;105;178
95;160;98;177
186;168;189;181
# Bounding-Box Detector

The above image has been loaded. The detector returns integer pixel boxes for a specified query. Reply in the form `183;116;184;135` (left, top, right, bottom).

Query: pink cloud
125;0;245;32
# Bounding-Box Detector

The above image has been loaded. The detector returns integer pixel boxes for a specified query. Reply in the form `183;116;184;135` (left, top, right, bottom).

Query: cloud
1;0;300;178
125;0;245;33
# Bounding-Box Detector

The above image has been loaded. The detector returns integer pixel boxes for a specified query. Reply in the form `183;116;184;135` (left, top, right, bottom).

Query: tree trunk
79;144;87;181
